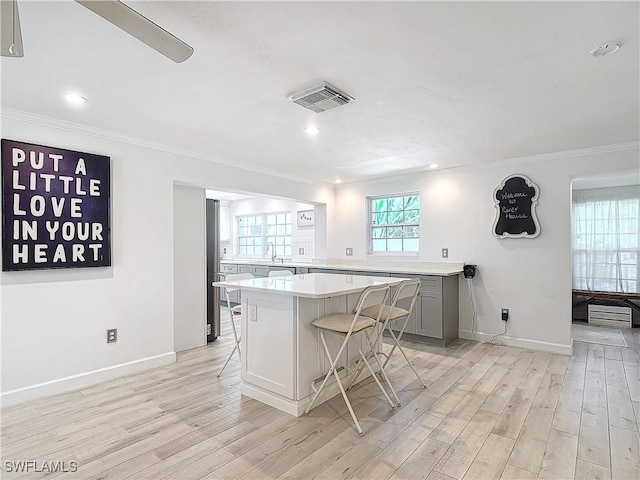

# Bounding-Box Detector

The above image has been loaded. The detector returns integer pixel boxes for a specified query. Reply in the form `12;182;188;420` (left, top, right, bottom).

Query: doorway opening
570;170;640;350
204;188;327;346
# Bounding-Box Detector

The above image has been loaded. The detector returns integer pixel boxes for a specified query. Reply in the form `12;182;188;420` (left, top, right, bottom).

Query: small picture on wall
1;139;111;271
297;209;314;227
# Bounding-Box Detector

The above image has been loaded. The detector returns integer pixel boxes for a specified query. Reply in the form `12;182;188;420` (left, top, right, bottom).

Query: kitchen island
212;273;407;416
221;260;463;346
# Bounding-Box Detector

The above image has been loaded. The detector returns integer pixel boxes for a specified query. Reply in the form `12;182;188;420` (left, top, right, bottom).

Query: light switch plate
346;248;353;256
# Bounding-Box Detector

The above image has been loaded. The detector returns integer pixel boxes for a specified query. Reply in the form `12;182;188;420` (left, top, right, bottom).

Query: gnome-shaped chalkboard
493;175;540;238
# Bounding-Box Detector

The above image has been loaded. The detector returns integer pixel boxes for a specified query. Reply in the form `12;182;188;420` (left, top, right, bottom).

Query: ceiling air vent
289;82;354;113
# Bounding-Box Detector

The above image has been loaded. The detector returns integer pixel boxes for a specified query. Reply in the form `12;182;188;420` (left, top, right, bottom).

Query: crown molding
336;141;640;188
3;107;636;189
1;107;335;189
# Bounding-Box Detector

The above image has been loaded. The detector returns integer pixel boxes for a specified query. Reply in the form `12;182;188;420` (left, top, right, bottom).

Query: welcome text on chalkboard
1;139;111;271
493;174;540;239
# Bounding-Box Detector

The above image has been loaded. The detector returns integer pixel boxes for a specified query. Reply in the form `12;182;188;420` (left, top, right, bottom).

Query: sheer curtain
572;186;640;293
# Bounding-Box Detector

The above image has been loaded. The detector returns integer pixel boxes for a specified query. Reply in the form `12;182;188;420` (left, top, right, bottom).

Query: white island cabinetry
213;273;406;416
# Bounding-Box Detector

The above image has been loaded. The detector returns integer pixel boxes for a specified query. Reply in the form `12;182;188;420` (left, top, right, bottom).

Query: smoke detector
289;82;354;113
590;42;621;57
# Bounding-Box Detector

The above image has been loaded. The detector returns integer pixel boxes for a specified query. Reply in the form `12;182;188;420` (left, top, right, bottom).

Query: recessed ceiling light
590;42;621;57
334;179;342;184
305;126;319;136
429;163;439;169
65;93;87;105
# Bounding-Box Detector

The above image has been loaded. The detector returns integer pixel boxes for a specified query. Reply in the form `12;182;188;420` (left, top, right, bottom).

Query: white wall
173;185;206;352
229;198;316;262
0;112;335;404
331;146;639;353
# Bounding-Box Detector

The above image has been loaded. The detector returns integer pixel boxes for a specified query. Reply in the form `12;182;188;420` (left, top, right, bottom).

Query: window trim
366;192;420;256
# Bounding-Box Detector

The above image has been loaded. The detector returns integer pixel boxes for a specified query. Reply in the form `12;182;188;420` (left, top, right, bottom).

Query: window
237;212;291;257
573;186;639;293
368;194;420;253
237;215;262;256
265;212;292;257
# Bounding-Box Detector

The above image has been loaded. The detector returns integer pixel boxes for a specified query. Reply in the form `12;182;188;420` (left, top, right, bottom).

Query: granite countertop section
213;272;407;298
220;259;463;276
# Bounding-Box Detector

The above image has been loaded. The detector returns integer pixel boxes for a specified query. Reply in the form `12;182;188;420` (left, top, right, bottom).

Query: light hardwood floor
1;315;638;480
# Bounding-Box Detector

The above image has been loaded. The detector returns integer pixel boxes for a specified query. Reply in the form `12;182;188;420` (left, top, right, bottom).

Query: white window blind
572;186;640;293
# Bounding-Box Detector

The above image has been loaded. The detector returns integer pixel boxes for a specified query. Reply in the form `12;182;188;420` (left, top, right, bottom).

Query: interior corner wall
173;184;206;352
0;114;335;405
331;147;639;353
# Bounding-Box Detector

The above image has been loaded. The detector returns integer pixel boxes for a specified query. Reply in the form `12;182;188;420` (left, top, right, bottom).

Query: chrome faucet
267;241;277;262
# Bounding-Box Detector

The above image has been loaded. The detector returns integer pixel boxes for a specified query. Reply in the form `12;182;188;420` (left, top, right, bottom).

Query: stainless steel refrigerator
206;199;221;342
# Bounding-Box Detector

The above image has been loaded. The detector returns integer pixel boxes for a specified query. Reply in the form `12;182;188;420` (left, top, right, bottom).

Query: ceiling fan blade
75;0;193;63
1;0;24;57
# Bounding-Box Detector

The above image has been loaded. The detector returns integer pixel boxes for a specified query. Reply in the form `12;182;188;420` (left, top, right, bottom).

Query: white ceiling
2;1;638;184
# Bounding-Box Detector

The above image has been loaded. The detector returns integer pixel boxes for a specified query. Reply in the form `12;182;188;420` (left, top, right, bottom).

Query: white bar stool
218;272;254;377
359;278;427;388
305;284;396;436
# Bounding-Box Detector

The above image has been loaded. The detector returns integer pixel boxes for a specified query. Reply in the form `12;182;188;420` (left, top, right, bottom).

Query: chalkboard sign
493;174;540;239
1;139;111;271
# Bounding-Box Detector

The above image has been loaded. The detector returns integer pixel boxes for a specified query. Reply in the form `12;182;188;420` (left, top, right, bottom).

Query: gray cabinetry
221;264;238;275
308;267;350;275
390;287;419;335
253;265;270;277
232;264;271;277
221;264;239;304
348;271;390;277
389;273;458;346
220;262;459;345
221;263;269;304
348;270;419;335
417;290;443;338
270;266;296;275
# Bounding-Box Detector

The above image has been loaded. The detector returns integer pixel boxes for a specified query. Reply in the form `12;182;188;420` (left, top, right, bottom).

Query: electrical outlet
501;308;509;322
107;328;117;343
223;247;227;254
346;247;353;256
299;247;304;255
248;304;257;322
207;324;212;335
442;248;449;258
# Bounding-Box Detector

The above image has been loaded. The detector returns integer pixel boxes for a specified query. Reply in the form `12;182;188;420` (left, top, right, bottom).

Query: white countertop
220;260;463;276
213;273;408;298
308;263;462;276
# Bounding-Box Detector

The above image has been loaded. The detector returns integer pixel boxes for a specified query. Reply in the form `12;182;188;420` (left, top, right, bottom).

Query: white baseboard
458;330;572;356
1;352;176;407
